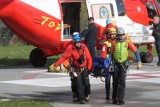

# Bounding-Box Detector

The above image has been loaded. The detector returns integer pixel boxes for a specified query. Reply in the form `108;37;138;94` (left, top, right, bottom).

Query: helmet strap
75;46;80;50
74;42;81;50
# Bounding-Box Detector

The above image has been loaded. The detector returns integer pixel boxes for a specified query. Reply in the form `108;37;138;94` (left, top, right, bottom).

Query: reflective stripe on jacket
100;41;112;58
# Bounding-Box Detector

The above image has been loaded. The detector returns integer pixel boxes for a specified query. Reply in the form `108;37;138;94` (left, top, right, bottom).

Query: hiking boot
72;98;78;102
85;95;90;102
157;62;160;67
112;100;118;104
118;99;125;105
72;93;77;99
72;93;78;102
106;95;110;100
79;99;85;104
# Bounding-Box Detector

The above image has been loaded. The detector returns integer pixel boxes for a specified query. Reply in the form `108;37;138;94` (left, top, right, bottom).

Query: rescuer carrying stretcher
52;33;92;104
110;27;142;105
100;26;117;101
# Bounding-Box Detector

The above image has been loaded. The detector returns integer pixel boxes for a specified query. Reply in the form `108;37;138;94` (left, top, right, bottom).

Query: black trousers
71;69;90;100
105;73;113;96
71;77;77;93
112;62;127;100
86;43;96;58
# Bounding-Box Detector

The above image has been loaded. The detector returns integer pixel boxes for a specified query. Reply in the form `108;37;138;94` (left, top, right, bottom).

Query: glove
87;71;91;75
137;62;142;70
59;64;67;72
129;59;133;65
85;68;91;75
48;64;56;72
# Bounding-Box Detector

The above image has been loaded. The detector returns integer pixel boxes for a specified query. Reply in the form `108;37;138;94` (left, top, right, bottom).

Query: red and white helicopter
0;0;160;67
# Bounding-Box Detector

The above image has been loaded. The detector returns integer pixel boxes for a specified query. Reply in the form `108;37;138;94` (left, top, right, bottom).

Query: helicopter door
86;0;115;27
61;2;82;40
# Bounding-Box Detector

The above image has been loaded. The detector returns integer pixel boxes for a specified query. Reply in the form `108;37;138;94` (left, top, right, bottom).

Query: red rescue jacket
54;43;92;71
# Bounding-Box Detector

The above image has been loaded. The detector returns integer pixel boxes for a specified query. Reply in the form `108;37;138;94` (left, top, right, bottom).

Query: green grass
0;45;60;66
0;99;53;107
0;45;158;66
129;45;157;57
0;45;35;59
0;45;35;66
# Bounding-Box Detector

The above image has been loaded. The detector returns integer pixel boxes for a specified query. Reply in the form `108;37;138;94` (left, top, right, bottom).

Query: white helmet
72;32;79;36
117;27;125;35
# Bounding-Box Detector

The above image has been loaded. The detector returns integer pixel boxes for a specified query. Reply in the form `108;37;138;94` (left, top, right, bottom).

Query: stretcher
91;56;112;78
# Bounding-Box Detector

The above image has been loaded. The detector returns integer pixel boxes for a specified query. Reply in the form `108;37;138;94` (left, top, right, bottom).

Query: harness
69;66;86;79
65;45;89;79
64;61;87;81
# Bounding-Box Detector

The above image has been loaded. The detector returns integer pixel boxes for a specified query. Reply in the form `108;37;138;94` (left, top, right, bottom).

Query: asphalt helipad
0;58;160;107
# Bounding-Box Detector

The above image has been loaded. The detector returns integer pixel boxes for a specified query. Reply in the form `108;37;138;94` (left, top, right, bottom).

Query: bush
0;20;27;46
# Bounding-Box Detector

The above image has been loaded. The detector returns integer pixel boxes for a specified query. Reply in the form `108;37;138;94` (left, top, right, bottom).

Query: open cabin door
60;1;87;41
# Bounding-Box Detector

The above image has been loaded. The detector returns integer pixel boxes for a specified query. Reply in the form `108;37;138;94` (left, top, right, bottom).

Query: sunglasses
117;34;125;36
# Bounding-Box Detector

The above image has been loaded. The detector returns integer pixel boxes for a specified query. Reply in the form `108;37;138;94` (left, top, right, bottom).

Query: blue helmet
106;18;112;25
72;32;81;42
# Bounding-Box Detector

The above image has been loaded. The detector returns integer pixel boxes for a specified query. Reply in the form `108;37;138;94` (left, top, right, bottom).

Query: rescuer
54;33;92;104
100;27;117;101
111;27;142;105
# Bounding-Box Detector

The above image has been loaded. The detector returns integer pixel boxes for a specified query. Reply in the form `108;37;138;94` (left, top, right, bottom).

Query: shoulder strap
78;45;85;56
125;41;129;49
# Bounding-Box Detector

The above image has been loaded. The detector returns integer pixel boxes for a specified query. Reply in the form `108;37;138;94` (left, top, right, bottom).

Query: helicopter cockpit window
115;0;125;16
91;4;114;19
145;2;157;19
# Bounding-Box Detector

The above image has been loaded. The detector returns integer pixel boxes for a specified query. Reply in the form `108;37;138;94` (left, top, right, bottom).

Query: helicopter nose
0;0;14;18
